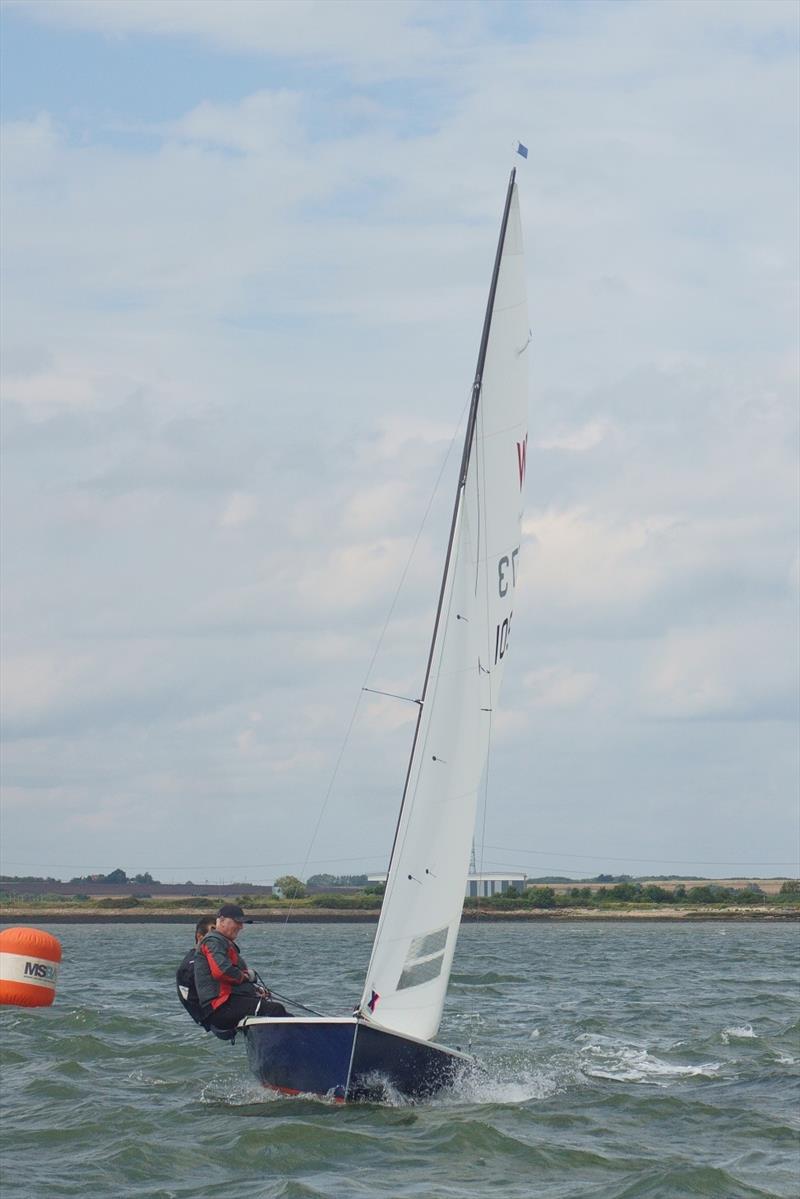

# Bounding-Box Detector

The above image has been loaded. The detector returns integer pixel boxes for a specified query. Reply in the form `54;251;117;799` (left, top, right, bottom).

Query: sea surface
0;921;798;1199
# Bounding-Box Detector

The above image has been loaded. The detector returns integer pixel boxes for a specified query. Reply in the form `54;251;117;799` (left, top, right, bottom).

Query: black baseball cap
217;903;253;923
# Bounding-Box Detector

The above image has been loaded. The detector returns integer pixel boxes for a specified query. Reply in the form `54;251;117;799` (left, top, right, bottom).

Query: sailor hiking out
194;903;289;1031
176;914;216;1028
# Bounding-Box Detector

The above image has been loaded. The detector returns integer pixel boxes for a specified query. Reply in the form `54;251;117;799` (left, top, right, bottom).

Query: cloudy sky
1;0;798;886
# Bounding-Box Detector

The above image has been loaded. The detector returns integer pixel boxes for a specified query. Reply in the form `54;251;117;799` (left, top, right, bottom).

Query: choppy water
1;921;798;1198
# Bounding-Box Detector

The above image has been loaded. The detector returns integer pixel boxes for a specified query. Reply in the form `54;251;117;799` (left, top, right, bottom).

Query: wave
721;1023;758;1043
578;1036;720;1085
449;971;528;985
449;1067;560;1106
199;1074;344;1108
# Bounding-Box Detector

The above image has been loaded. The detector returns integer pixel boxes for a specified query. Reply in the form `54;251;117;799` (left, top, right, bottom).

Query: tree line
466;880;799;909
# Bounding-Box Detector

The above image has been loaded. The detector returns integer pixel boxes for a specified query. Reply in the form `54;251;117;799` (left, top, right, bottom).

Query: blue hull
243;1017;471;1102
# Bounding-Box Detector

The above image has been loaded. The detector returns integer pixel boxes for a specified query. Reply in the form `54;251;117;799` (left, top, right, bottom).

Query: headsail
359;173;529;1041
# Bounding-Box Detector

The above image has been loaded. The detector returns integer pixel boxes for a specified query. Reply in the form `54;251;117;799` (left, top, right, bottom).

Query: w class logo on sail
516;433;528;489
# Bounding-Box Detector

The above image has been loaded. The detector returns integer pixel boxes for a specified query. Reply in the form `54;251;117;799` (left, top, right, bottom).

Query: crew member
195;903;289;1030
176;914;216;1028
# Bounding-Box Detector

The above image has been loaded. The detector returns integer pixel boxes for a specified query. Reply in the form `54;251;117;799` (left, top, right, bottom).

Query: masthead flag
516;141;528;159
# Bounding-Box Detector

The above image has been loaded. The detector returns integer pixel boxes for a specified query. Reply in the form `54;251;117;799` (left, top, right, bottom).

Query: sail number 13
497;548;519;598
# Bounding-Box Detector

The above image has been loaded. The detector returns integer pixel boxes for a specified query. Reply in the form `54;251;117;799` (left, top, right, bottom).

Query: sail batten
359;175;529;1042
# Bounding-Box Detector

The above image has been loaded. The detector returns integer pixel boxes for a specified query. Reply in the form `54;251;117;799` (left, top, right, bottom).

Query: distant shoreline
1;906;798;924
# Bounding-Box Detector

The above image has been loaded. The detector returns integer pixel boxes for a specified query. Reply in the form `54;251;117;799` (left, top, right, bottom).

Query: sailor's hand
255;984;269;998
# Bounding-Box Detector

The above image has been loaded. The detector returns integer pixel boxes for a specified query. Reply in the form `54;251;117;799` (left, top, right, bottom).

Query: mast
380;168;518;891
358;168;529;1038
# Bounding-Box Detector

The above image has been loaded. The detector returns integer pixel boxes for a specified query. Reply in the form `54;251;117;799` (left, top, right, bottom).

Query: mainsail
359;173;529;1041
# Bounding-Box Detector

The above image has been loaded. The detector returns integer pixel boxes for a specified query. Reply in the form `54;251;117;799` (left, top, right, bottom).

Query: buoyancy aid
176;945;211;1028
194;929;257;1013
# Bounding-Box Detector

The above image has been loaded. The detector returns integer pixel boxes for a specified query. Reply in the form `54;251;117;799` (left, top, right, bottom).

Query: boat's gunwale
240;1014;475;1064
241;1015;357;1027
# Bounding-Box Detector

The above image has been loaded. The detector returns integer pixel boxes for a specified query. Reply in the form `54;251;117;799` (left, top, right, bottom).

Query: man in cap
194;903;288;1031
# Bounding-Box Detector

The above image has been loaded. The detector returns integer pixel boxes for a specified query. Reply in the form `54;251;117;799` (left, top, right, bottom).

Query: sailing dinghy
243;169;529;1101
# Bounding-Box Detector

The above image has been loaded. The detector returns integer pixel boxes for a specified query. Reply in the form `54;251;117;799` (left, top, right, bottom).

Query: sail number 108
494;612;513;664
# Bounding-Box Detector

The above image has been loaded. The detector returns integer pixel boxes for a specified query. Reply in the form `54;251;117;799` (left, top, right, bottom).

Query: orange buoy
0;926;62;1007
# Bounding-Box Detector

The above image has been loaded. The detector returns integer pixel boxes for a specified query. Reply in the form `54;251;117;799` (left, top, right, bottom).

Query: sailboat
243;168;529;1101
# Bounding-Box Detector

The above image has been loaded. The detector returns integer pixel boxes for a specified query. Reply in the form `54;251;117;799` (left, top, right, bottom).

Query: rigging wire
481;847;800;867
277;394;473;932
252;971;327;1018
5;849;796;875
361;687;421;705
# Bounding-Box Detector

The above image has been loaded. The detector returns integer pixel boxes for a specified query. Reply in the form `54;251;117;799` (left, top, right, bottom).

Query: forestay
359;176;529;1041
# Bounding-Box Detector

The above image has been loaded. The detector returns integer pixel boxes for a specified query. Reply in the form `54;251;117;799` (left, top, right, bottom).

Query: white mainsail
359;175;529;1042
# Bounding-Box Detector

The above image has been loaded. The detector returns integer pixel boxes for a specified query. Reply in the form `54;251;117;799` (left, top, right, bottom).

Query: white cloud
2;358;115;415
523;665;599;710
0;111;59;179
641;620;798;721
1;0;797;879
8;0;448;72
522;509;668;620
297;538;415;614
0;650;90;725
219;491;258;528
534;419;613;453
168;90;303;156
343;481;411;535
